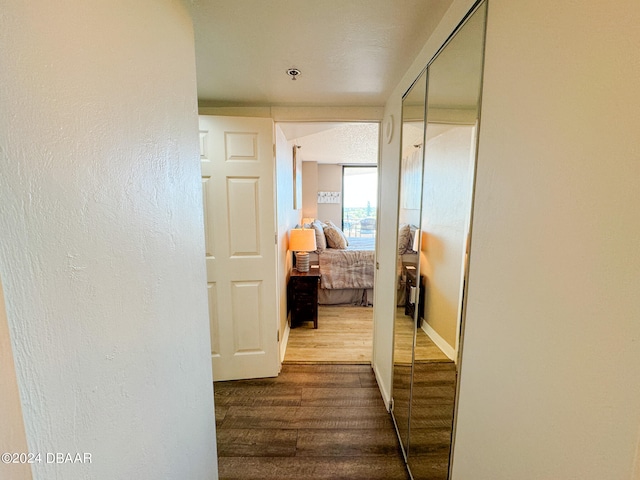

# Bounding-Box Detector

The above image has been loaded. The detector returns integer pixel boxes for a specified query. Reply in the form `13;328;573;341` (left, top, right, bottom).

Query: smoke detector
286;68;301;80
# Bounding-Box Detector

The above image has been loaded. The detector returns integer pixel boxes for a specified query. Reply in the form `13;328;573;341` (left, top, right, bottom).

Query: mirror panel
392;68;427;457
408;2;488;479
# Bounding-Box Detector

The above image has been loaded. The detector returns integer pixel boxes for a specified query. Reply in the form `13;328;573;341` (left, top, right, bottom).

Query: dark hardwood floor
214;364;410;480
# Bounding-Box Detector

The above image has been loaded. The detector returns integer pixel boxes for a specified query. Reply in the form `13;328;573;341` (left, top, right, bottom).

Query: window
342;166;378;240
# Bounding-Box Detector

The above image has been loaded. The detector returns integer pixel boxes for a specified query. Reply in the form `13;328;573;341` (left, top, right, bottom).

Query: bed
301;220;418;306
308;236;376;306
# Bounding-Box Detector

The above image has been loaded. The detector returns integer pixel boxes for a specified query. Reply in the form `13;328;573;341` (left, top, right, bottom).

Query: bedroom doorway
278;121;379;364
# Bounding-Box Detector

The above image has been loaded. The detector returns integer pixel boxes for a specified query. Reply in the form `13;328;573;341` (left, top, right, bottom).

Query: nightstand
404;264;425;323
288;266;320;328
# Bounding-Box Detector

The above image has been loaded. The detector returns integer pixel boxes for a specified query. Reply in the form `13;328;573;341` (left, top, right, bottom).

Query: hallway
214;364;409;479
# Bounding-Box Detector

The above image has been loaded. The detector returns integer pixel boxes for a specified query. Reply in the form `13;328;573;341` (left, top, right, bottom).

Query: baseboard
279;322;291;364
373;362;392;411
422;321;456;362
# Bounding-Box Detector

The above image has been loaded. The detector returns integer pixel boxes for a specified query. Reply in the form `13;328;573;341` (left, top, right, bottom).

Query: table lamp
412;228;421;252
289;228;317;272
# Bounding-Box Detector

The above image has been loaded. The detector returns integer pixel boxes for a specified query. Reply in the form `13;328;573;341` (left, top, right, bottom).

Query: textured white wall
451;1;640;478
0;2;218;479
275;125;301;359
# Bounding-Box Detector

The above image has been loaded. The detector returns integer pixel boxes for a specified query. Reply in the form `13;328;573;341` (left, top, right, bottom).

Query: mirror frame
392;66;429;459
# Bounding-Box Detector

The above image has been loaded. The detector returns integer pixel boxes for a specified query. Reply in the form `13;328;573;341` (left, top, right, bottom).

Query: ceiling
279;122;379;164
186;0;454;107
185;0;455;165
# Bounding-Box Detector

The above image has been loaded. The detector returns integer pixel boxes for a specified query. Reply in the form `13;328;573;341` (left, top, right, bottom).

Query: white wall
451;1;640;478
301;161;319;220
275;125;301;359
317;164;343;226
372;115;402;407
419;125;475;350
0;2;218;479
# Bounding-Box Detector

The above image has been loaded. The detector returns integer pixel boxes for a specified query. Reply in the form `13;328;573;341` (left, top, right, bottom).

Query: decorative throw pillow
323;223;348;249
311;220;327;253
398;223;418;254
398;224;411;254
325;220;349;246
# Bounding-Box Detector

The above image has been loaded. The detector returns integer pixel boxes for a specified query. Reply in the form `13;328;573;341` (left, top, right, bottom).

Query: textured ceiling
280;122;379;164
186;0;454;106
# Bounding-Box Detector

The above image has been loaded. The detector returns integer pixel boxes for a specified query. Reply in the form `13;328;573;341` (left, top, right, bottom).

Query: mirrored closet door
391;2;488;478
393;67;427;457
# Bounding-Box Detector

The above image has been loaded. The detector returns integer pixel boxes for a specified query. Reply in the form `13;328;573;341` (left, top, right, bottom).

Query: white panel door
199;115;279;381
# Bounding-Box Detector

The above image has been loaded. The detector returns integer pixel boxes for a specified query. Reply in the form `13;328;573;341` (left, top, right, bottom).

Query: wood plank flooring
215;364;409;480
394;307;451;364
407;362;456;480
284;304;450;364
284;305;374;364
215;305;455;479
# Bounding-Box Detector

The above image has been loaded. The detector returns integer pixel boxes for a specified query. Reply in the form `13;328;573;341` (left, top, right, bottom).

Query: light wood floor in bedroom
283;305;450;364
284;305;373;364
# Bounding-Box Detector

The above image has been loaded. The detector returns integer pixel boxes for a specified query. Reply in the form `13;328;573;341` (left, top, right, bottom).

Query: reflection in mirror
392;67;427;458
408;2;487;479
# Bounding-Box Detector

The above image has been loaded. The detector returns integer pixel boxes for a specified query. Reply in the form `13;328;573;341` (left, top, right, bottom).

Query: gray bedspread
319;248;375;289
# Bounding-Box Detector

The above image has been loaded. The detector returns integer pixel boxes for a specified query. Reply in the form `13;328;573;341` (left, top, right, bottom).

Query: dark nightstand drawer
288;268;321;329
404;264;425;323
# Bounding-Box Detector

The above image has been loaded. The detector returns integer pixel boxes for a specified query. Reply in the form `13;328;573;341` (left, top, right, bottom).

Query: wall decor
317;191;341;204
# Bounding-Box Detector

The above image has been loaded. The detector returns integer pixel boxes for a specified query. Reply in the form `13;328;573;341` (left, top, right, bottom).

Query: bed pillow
398;224;411;254
311;220;327;253
323;223;348;249
325;220;349;246
398;223;417;254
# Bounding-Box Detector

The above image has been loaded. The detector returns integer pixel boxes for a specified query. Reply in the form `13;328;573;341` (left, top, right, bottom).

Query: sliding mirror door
408;2;487;479
392;68;427;457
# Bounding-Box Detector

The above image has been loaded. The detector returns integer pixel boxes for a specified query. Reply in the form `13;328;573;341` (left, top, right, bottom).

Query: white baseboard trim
279;322;291;364
422;321;456;362
373;362;392;411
